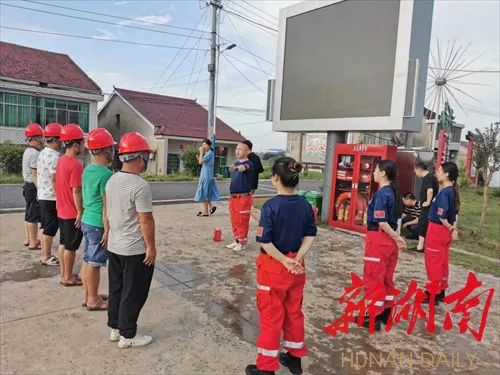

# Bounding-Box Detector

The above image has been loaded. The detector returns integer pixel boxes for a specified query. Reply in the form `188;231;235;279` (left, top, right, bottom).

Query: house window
0;91;91;131
167;154;180;174
215;146;227;172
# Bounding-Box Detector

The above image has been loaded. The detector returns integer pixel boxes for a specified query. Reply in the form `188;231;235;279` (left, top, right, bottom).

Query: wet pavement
1;203;499;374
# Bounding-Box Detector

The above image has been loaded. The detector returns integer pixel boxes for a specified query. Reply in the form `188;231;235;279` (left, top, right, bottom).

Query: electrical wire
228;1;278;28
220;7;278;34
0;26;209;50
223;55;265;93
25;0;206;34
240;0;278;22
1;3;209;40
151;10;209;90
224;54;270;77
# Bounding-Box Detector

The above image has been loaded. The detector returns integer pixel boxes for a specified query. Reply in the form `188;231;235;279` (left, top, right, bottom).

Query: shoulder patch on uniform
257;226;264;236
374;210;386;219
437;207;444;215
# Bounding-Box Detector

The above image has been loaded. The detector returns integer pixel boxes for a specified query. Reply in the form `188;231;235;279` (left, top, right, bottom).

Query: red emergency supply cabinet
328;144;397;233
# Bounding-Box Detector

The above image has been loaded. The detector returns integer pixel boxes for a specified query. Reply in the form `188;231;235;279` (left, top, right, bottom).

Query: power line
0;26;209;50
221;7;278;34
224;54;270;76
1;3;209;40
219;34;275;66
223;55;266;94
240;0;278;22
25;0;206;34
228;0;278;28
225;15;271;76
151;10;208;90
190;50;210;98
161;79;210;90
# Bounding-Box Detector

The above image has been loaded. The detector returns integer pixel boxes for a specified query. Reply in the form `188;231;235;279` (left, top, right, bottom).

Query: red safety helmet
60;124;84;142
24;123;44;138
118;132;152;154
44;123;63;138
87;128;114;150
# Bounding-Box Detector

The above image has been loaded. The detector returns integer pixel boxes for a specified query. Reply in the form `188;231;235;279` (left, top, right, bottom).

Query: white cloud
114;1;128;5
92;28;115;40
118;14;173;27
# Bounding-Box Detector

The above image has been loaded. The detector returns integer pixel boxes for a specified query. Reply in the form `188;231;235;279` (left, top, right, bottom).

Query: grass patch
0;173;23;184
259;160;324;181
141;173;196;182
454;187;499;260
450;251;500;277
253;197;270;210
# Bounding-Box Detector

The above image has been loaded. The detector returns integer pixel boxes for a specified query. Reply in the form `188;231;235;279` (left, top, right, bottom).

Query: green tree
472;123;500;235
181;147;200;177
0;142;25;174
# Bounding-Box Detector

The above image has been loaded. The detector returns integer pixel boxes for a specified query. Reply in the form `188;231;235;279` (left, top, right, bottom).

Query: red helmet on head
24;123;43;138
44;123;62;138
60;124;84;142
87;128;114;150
118;132;151;154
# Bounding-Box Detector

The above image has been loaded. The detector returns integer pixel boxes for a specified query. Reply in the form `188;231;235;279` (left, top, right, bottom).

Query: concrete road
0;179;324;209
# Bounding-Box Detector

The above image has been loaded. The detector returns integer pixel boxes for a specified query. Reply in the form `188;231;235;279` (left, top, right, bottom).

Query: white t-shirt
37;147;60;201
22;147;39;183
106;172;153;256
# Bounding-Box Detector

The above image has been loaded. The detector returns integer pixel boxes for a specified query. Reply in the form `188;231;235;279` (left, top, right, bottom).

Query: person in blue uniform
423;162;460;304
362;160;406;331
245;157;317;375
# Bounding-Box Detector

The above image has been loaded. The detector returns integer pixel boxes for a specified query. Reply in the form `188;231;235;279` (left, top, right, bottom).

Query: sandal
40;255;59;266
62;278;83;287
210;206;217;215
87;300;108;311
24;241;29;247
81;294;108;307
196;212;209;217
29;242;42;250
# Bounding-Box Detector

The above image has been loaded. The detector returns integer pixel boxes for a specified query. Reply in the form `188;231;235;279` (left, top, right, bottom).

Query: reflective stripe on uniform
374;301;385;307
385;295;395;301
426;247;440;252
364;256;380;262
283;340;304;349
240;210;251;214
257;284;270;291
258;348;278;357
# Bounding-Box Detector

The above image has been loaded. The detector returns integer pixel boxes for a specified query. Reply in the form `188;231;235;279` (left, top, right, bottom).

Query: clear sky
1;0;499;152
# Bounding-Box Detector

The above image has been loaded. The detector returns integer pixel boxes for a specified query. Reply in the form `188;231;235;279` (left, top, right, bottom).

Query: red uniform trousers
229;195;253;246
424;222;451;293
255;252;307;372
363;230;399;315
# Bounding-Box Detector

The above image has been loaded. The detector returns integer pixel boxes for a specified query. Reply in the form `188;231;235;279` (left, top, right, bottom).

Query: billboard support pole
321;131;346;223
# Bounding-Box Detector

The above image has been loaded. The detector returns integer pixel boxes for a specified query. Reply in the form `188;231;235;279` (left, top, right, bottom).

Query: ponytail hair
441;161;460;213
271;157;302;188
377;159;402;218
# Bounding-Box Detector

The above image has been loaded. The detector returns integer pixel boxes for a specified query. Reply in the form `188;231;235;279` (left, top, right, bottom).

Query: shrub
0;142;25;174
181;147;200;177
457;163;471;188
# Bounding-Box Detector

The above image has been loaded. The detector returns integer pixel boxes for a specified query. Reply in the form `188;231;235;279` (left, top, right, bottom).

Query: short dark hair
415;162;428;171
242;140;253;150
403;192;416;200
202;138;212;147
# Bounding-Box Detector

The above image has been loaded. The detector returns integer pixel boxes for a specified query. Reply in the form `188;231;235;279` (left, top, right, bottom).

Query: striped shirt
105;172;153;256
402;200;422;219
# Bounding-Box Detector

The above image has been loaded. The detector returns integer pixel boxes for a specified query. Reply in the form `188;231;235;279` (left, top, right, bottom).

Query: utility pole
207;0;221;149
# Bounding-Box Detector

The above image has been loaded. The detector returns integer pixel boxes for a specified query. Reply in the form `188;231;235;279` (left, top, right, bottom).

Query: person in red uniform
423;162;460;304
225;142;253;252
361;160;406;331
246;157;317;375
56;124;85;286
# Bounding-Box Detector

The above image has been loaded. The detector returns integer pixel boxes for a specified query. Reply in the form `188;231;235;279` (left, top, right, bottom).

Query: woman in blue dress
194;139;220;216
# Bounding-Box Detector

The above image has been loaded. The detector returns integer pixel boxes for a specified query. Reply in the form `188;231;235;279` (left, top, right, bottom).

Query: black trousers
418;207;431;237
107;252;154;338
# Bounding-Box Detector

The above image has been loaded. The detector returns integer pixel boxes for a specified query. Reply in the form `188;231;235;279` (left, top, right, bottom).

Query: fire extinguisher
344;203;350;222
337;203;345;221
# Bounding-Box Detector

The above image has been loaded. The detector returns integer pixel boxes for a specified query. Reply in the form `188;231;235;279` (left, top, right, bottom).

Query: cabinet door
330;151;356;229
351;153;382;232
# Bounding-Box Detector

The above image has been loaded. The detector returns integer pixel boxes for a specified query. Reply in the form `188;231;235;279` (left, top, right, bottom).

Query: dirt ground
1;203;499;375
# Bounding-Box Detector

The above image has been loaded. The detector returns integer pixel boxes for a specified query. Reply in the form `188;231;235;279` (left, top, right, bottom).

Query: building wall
98;95;156;173
89;102;99;131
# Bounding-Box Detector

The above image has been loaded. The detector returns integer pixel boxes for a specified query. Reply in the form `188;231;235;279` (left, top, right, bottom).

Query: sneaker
225;241;238;249
245;364;275;375
232;244;246;252
110;329;120;342
117;334;153;348
407;246;424;253
279;352;302;375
